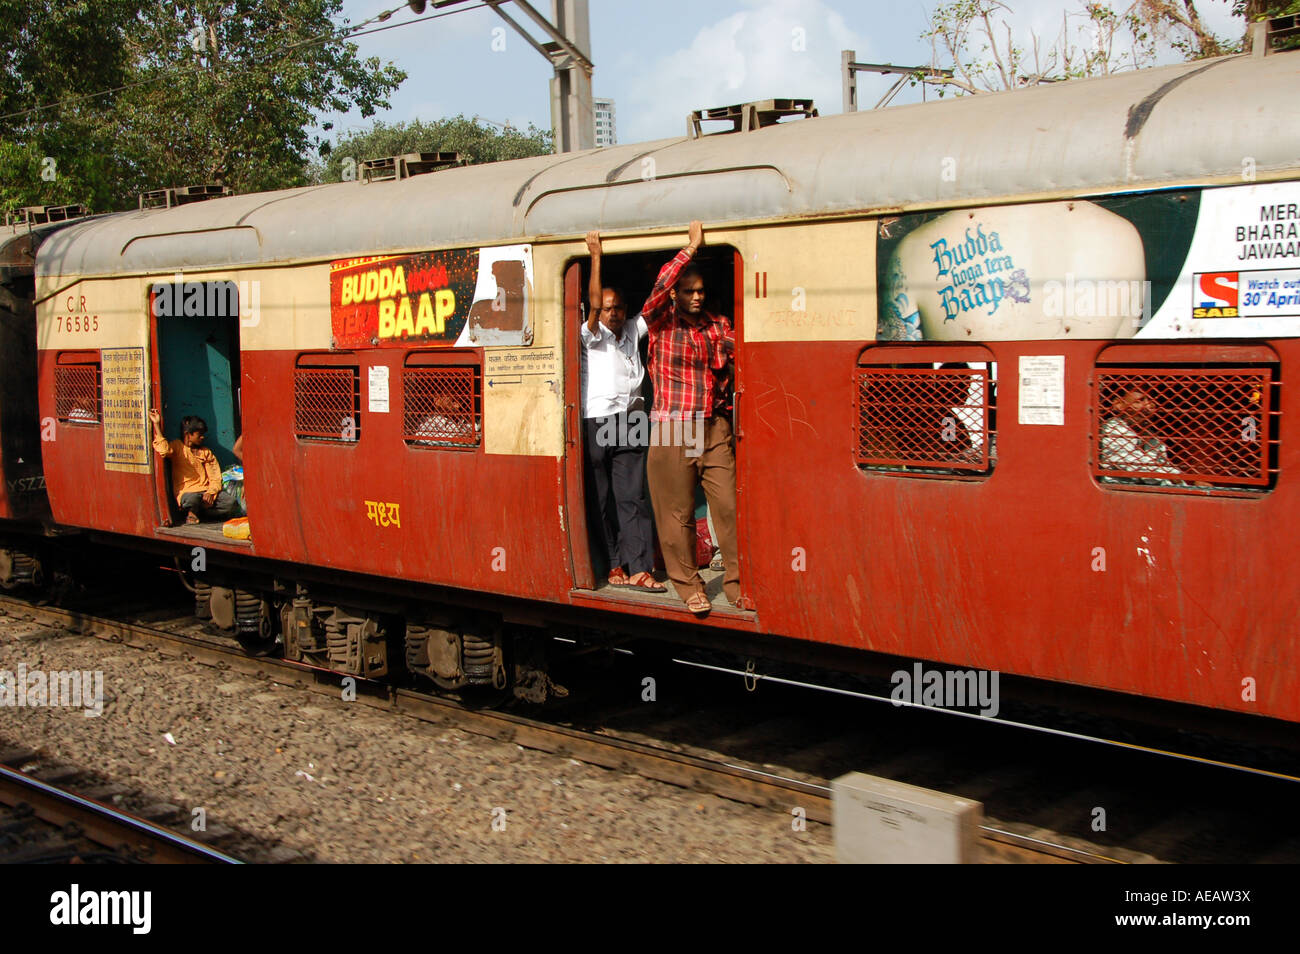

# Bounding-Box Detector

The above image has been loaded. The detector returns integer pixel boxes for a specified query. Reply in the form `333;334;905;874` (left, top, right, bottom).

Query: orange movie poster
329;244;532;348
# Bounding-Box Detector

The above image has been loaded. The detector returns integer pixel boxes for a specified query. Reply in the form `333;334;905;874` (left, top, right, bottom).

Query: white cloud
620;0;869;143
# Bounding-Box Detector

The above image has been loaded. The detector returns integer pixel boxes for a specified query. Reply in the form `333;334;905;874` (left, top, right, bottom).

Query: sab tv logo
1194;272;1239;318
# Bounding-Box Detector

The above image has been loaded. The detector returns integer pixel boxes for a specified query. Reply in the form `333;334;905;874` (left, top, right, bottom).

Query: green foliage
0;1;138;214
0;1;136;116
310;116;555;183
1234;0;1300;50
0;0;405;217
1233;0;1300;18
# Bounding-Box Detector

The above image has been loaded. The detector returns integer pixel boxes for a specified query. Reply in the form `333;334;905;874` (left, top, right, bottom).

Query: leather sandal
607;567;629;586
625;571;667;593
685;592;711;616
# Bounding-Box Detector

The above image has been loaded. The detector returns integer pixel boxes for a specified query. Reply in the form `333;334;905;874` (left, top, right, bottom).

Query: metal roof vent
687;98;817;139
1252;13;1300;55
138;184;230;210
4;204;89;226
358;152;467;183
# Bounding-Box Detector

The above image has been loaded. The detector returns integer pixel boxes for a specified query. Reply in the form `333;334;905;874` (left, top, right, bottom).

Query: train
2;48;1299;724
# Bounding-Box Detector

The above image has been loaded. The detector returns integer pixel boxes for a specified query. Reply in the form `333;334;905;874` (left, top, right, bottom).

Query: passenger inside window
930;362;974;454
411;393;479;445
1098;387;1211;489
1099;388;1174;475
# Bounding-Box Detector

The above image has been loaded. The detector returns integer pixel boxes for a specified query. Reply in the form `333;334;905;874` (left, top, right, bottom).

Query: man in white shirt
582;230;664;592
1099;387;1180;483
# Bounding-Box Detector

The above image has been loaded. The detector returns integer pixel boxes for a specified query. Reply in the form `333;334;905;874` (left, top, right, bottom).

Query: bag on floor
695;517;713;568
220;465;247;517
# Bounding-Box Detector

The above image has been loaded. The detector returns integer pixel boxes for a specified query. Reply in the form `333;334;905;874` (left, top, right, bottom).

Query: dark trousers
585;413;655;576
179;489;239;522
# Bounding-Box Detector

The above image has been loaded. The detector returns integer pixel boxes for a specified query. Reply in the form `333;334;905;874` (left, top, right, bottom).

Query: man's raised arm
149;409;171;457
640;220;703;325
583;230;604;337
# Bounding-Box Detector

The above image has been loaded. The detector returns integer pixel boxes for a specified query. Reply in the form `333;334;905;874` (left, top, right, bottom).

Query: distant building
594;98;617;148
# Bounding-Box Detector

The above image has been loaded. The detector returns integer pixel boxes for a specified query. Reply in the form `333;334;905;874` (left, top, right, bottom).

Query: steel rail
0;762;240;864
0;595;1123;863
672;658;1300;785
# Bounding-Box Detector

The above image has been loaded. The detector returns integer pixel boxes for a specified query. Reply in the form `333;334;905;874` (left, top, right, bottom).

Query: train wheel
234;591;279;657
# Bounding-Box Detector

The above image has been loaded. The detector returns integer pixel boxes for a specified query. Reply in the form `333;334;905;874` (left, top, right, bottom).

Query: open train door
560;248;753;609
562;262;595;590
147;281;242;530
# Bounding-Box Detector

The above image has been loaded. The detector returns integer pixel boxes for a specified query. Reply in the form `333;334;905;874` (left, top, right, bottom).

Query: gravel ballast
0;614;831;863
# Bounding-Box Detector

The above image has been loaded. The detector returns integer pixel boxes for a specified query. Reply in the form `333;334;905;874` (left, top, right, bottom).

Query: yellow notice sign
102;347;150;473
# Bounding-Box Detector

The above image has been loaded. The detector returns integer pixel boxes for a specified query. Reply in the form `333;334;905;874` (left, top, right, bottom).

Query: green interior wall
157;315;240;470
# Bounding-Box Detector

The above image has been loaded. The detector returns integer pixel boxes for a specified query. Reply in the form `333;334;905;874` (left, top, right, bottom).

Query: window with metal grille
1093;367;1276;489
403;365;482;448
55;353;101;424
294;365;360;442
856;362;996;476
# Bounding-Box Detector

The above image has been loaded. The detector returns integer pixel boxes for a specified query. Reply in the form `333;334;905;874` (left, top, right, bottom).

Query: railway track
0;590;1219;864
0;751;238;864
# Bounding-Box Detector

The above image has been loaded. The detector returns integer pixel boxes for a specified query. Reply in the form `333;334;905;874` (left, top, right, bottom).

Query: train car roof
2;216;106;282
36;50;1300;281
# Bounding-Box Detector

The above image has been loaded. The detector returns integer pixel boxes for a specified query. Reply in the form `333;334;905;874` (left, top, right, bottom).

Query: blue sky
320;0;1243;147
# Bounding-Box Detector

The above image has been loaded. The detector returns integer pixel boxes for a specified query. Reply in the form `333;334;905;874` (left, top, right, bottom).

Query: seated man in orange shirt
149;409;239;524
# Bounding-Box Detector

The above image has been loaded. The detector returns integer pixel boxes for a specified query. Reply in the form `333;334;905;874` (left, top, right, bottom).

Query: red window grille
1093;367;1276;488
403;366;481;448
294;367;360;441
55;357;101;424
856;366;994;473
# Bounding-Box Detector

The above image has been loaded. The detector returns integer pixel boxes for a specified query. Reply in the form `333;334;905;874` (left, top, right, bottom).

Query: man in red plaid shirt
640;220;741;615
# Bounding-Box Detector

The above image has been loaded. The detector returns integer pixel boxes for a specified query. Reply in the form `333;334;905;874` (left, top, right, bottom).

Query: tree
311;116;555;183
0;0;405;216
0;1;140;213
918;0;1255;96
1235;0;1300;50
1136;0;1229;58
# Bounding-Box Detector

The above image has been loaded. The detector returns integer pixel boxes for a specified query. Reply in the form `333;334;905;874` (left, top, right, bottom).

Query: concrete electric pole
415;1;594;153
547;0;594;153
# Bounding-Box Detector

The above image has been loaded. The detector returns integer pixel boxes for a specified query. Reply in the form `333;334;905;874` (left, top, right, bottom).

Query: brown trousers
646;416;740;604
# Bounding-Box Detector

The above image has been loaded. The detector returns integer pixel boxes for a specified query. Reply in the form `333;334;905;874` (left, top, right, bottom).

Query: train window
293;362;361;443
855;347;997;478
402;364;482;449
1092;366;1277;491
55;351;101;425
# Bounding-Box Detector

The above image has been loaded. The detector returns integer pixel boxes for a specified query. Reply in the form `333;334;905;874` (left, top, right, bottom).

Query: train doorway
148;280;245;541
563;244;750;612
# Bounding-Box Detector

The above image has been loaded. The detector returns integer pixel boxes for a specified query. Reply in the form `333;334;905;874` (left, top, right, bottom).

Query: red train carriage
30;51;1300;719
1;213;95;587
